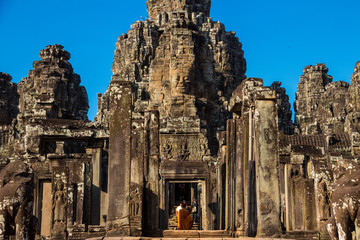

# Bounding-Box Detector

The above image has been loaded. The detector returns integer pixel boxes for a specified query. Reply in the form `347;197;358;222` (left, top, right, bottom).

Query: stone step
163;230;229;238
87;231;296;240
284;230;319;240
96;238;293;240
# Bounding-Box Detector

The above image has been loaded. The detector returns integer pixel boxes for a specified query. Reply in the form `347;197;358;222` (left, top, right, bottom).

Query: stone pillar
130;118;144;236
303;179;316;231
218;131;227;230
225;118;245;234
248;106;257;237
143;109;160;234
50;159;68;240
253;90;282;236
242;110;251;236
284;164;292;231
225;119;236;231
67;161;87;229
291;178;304;230
106;80;132;236
90;147;102;225
235;119;245;235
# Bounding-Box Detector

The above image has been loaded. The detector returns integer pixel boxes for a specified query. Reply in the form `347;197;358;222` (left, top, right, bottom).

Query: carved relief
53;180;66;222
160;134;208;161
130;185;142;217
52;179;67;237
318;179;330;221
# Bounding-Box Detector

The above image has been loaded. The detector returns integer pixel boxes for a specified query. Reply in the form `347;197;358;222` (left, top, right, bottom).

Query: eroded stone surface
0;73;18;125
146;0;211;21
270;81;293;135
18;44;88;120
294;64;349;135
100;0;246;236
327;159;360;240
1;1;360;240
0;160;34;239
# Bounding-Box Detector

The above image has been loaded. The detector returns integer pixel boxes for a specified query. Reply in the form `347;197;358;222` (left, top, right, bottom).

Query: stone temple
0;1;359;240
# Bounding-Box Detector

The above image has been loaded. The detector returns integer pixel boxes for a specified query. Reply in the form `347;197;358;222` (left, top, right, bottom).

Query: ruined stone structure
0;160;34;239
0;1;359;240
294;64;349;135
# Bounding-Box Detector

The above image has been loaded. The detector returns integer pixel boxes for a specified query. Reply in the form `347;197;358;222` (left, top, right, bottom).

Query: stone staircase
284;230;320;240
168;212;199;230
163;230;229;238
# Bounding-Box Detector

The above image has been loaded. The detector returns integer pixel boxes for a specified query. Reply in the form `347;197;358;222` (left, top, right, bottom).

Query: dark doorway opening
166;181;202;230
175;183;190;202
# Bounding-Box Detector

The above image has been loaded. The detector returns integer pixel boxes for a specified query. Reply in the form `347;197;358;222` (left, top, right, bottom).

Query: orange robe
177;208;194;230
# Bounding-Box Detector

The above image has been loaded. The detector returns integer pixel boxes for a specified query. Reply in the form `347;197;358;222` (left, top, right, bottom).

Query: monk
177;201;194;230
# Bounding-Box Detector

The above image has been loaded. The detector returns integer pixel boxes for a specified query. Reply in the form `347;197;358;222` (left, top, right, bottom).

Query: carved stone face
171;75;190;95
177;75;189;94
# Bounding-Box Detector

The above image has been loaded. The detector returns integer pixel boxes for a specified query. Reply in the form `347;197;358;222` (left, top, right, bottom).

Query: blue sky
1;0;360;121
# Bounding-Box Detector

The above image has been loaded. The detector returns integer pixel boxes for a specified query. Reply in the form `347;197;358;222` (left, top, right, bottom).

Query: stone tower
18;44;89;120
346;61;360;132
146;0;211;21
96;0;246;236
294;64;349;134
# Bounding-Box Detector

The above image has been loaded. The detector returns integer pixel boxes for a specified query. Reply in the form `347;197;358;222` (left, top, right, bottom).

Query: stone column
67;161;86;227
217;131;227;230
284;163;292;231
106;80;132;236
235;119;245;235
50;158;68;240
130;118;144;236
89;147;102;225
303;179;316;230
225;119;235;230
247;106;257;237
253;90;282;236
225;118;245;234
241;110;251;236
143;109;160;233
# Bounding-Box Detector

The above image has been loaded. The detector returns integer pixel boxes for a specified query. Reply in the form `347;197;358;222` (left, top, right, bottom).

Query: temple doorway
165;180;203;230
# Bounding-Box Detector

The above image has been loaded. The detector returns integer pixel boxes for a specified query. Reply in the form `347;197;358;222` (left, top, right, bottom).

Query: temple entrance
165;180;203;230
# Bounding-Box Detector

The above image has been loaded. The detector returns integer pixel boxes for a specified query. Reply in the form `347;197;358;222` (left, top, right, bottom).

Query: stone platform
87;231;292;240
85;230;318;240
89;237;292;240
163;230;229;238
